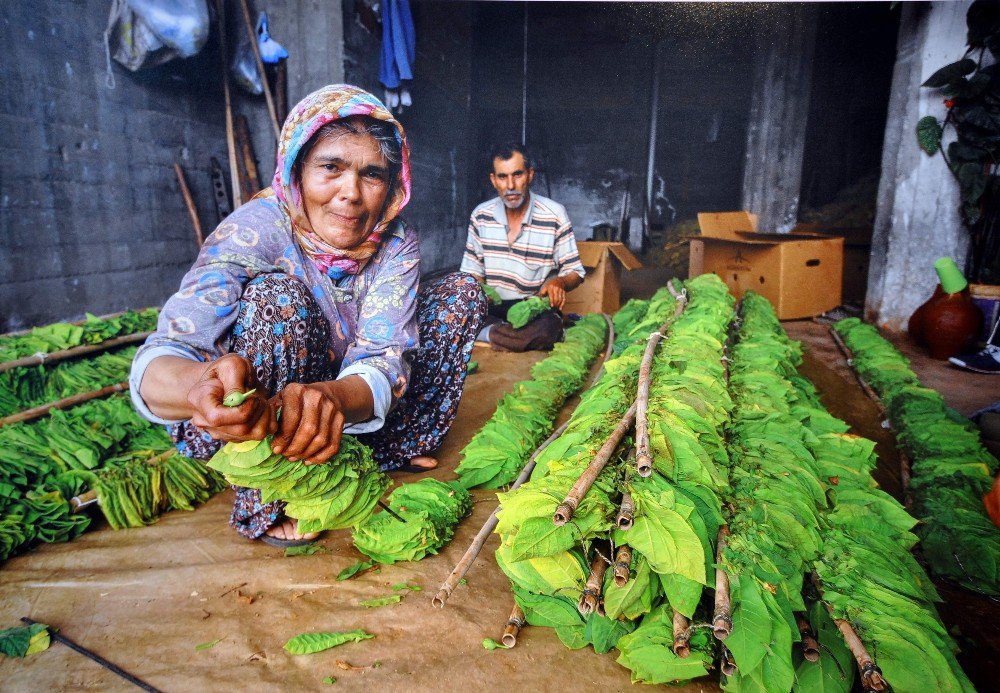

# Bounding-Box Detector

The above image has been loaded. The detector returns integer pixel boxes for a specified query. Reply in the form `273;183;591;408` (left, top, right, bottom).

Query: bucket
970;283;1000;343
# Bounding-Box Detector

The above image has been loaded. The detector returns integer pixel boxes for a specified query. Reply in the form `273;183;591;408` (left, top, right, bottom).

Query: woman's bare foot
407;455;438;470
264;517;319;542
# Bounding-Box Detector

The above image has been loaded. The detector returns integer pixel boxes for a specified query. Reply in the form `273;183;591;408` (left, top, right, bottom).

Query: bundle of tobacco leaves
208;436;388;533
835;317;999;596
0;308;158;362
352;478;472;563
507;296;552;329
455;313;607;489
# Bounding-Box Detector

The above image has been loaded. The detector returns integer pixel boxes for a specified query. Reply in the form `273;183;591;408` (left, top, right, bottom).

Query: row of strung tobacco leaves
0;395;225;563
0;308;158;362
833;318;999;597
482;276;972;692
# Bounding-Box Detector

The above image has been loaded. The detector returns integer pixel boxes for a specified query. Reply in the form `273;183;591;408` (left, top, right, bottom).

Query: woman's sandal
259;534;317;548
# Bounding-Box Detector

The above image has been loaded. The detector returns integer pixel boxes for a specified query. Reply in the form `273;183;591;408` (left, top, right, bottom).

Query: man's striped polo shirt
460;193;586;300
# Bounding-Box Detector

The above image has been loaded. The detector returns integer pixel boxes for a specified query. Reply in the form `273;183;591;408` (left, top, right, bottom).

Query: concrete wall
867;1;971;330
0;1;227;331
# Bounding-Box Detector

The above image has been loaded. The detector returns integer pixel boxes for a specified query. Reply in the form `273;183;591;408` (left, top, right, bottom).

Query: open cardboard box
563;241;642;315
689;211;844;319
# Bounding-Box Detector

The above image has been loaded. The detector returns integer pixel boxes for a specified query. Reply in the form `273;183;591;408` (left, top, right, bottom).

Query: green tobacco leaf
916;116;942;155
726;576;771;674
0;624;49;658
285;544;330;557
359;595;402;608
283;630;374;655
195;638;222;651
922;58;976;88
392;583;421;592
323;676;337;684
222;388;256;407
482;638;510;650
336;560;375;580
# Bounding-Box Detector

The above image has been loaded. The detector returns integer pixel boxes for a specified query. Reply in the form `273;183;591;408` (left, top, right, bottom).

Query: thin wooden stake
501;605;526;647
811;572;886;691
616;490;635;531
0;332;152;374
554;402;637;526
796;613;821;663
720;644;737;676
612;544;632;587
672;610;691;658
0;382;128;427
173;163;204;248
217;0;242;208
238;0;281;140
578;547;609;616
636;296;686;477
712;526;732;640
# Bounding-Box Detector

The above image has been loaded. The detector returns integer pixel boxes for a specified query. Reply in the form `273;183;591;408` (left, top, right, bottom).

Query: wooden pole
553;402;637;526
578;547;609;616
274;59;288;125
616;490;635;531
720;644;737;676
217;0;242;208
636;297;686;477
234;114;262;196
173;163;204;248
501;605;526;648
612;544;632;587
712;526;733;640
0;382;128;427
811;572;886;691
796;613;821;663
0;332;152;374
672;610;691;658
238;0;281;140
432;420;571;608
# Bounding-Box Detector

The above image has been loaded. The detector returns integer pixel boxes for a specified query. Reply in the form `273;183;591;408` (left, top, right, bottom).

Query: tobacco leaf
336;560;375;581
358;595;402;608
285;544;329;557
195;638;222;651
482;638;509;650
0;623;50;658
283;630;374;655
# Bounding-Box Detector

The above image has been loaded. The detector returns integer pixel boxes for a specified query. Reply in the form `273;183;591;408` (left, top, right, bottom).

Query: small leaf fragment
284;630;374;655
323;676;337;684
337;560;376;581
359;595;402;608
482;638;510;650
285;544;330;557
392;583;421;592
195;638;222;651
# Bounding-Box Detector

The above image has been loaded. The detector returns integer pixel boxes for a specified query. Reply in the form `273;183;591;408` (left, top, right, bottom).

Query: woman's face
298;130;392;249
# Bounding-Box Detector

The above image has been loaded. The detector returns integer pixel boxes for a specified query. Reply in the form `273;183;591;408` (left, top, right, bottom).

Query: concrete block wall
0;1;227;331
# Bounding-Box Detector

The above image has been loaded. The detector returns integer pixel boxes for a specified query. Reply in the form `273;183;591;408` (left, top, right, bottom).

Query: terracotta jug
908;258;983;360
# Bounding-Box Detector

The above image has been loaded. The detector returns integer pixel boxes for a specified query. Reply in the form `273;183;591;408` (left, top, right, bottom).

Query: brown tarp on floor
0;347;719;692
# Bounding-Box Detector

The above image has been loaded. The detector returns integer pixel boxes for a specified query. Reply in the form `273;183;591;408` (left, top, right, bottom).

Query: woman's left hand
269;382;346;464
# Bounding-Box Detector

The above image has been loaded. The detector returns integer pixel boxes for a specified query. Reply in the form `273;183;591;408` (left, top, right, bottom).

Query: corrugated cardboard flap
576;241;643;271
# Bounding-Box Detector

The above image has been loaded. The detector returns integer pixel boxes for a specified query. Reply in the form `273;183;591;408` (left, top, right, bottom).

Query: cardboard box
563;241;643;315
689;211;844;319
814;226;871;305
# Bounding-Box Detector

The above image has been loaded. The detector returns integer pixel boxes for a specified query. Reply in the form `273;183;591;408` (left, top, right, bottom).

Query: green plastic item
934;257;968;294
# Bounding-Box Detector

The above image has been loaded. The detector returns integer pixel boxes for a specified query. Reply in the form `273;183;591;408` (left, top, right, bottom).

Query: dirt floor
1;293;997;691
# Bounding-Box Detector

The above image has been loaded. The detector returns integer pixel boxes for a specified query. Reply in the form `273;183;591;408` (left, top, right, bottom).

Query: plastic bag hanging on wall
379;0;415;112
106;0;210;72
229;1;262;95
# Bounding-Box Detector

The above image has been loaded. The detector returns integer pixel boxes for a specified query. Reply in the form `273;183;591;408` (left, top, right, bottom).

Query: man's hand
188;354;276;443
539;276;569;311
270;383;347;465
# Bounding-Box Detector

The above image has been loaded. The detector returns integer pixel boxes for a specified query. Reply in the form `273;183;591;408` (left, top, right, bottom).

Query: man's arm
539;272;583;311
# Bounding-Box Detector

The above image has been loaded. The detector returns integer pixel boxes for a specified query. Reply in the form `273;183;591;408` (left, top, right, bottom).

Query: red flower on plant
944;98;956;109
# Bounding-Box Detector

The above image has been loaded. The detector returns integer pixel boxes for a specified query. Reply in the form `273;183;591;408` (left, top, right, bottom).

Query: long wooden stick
636;297;686;477
672;610;691;658
217;0;242;209
578;547;609;616
612;544;632;587
234;114;262;196
0;382;128;427
71;448;177;512
796;613;821;663
0;332;152;373
712;526;733;640
238;0;281;140
173;163;204;248
811;572;886;691
553;402;637;526
432;420;571;608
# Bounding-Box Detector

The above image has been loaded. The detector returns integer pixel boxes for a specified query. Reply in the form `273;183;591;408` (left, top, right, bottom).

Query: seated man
461;142;585;351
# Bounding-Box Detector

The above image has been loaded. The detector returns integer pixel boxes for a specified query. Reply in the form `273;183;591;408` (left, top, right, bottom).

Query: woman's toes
409;455;438;470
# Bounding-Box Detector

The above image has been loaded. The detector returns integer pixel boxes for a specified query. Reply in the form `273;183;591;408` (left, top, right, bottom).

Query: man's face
490;152;534;211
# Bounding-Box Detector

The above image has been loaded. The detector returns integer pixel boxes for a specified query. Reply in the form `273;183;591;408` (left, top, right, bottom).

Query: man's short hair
489;142;532;172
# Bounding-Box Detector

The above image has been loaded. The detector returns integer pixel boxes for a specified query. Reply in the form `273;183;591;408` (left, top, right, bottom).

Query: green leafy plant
917;0;1000;282
283;630;373;655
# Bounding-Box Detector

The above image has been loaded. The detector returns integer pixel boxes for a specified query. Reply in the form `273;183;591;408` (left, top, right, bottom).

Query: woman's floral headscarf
270;84;411;280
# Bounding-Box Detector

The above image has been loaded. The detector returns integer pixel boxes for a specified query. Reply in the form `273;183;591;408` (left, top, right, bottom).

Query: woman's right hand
187;353;277;442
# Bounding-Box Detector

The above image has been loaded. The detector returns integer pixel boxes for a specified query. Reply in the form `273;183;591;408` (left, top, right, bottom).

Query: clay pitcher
908;257;983;360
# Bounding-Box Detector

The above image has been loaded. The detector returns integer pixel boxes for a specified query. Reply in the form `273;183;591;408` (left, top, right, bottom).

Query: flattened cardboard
564;241;642;315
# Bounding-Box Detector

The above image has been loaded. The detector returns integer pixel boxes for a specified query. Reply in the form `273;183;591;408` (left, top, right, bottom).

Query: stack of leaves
352;478;472;563
835;317;999;596
455;313;608;489
208;435;388;533
0;346;137;417
0;308;158;362
506;296;552;329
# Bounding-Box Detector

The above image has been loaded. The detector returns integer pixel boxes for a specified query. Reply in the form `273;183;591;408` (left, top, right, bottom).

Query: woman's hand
270;383;347;465
187;354;276;443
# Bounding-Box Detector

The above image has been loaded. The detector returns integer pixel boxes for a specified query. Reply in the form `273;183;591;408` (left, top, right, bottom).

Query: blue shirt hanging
379;0;415;89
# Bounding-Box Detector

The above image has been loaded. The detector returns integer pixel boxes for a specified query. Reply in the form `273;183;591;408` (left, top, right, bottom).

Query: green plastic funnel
934;257;968;294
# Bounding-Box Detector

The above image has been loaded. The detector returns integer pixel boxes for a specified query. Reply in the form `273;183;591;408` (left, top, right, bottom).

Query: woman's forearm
313;375;375;424
140;356;213;421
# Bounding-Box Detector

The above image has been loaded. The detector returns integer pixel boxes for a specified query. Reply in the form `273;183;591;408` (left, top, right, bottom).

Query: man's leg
168;274;334;539
358;272;488;470
487;309;564;352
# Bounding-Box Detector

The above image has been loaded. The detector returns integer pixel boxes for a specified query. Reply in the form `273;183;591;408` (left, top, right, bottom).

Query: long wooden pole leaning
501;605;526;647
811;572;886;691
553;401;637;526
217;0;242;208
0;382;128;427
712;525;733;640
238;0;281;140
0;332;153;374
173;163;204;248
636;296;686;477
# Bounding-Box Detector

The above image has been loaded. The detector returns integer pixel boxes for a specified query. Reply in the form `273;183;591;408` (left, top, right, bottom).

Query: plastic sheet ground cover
0;395;225;562
720;294;972;693
352;478;472;564
454;313;608;489
209;436;389;534
834;317;999;596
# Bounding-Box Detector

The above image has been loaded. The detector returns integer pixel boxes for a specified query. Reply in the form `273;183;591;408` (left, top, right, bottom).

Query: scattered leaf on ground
285;544;330;557
195;638;222;651
392;583;421;592
482;638;510;650
284;630;374;655
323;676;337;684
359;595;402;608
336;560;376;581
